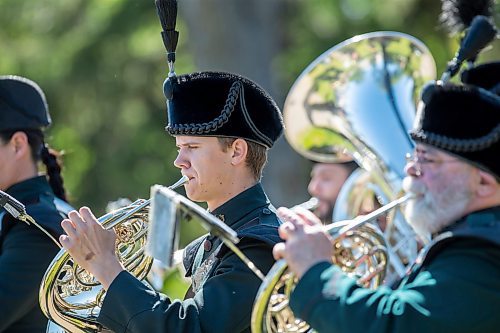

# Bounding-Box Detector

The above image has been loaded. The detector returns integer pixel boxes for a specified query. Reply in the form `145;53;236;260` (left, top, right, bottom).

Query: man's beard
402;176;472;242
312;199;335;224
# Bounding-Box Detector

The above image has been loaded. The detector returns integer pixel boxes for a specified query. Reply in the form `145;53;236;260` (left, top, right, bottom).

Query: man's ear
476;169;499;198
231;138;248;166
10;131;30;158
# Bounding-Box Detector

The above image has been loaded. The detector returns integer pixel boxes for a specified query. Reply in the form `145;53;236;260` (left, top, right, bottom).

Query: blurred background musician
306;161;358;224
0;75;71;333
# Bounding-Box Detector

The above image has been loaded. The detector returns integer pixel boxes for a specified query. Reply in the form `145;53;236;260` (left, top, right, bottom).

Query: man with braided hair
0;75;72;332
60;71;284;332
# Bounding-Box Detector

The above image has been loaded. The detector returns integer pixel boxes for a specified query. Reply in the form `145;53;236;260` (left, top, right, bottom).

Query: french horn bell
39;176;189;333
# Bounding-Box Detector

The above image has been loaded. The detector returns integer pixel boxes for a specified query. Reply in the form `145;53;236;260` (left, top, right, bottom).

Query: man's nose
308;179;319;196
174;151;189;169
404;161;422;177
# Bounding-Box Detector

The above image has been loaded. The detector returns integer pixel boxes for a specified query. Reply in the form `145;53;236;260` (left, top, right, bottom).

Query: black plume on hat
163;71;284;148
0;75;51;132
440;0;495;34
438;0;497;82
411;83;500;178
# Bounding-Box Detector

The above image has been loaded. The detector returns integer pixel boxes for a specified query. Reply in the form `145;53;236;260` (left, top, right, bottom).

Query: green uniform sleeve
99;241;275;333
0;223;60;331
289;240;500;333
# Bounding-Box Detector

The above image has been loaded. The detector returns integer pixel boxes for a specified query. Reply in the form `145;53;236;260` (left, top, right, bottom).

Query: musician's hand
273;207;333;279
60;207;124;290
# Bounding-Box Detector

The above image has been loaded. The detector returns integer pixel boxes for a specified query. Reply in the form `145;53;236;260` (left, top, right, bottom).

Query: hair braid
41;144;68;202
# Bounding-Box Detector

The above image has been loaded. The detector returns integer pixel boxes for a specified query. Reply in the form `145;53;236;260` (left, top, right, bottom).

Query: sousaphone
252;31;436;332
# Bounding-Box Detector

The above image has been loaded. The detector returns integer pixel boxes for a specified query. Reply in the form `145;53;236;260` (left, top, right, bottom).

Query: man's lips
183;175;195;184
402;177;426;199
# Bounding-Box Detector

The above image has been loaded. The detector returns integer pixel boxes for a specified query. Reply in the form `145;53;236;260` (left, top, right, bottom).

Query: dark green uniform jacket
98;183;282;333
0;176;67;333
290;206;500;333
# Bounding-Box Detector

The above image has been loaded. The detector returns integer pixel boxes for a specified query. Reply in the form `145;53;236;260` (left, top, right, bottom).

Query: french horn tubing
251;193;413;333
39;175;188;333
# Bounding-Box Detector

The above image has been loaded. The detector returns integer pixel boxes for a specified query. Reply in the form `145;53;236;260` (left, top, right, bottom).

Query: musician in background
0;76;71;332
273;64;500;332
59;72;284;332
307;161;357;223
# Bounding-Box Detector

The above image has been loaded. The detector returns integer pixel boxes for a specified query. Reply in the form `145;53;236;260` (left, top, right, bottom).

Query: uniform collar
210;182;269;229
441;205;500;234
412;205;500;269
5;176;53;203
430;205;500;247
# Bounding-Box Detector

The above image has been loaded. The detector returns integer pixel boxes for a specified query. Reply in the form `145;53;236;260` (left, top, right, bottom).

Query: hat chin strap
239;86;273;148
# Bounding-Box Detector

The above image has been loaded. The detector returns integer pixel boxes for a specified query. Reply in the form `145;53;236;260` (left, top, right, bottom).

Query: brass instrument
284;30;435;279
251;194;413;333
252;31;436;332
40;176;188;333
291;197;319;212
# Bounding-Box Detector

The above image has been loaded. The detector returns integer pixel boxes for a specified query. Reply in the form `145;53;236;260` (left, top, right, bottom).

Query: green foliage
1;0;207;249
161;267;191;300
1;0;498;291
276;0;499;89
1;0;193;212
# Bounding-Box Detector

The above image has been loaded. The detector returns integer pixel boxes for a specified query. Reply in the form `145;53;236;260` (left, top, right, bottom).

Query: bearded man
273;71;500;332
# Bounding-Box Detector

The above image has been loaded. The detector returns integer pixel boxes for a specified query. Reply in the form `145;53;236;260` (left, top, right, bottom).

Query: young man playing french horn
59;71;284;333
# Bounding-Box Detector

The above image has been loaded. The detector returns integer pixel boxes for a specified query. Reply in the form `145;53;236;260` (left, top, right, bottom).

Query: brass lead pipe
326;193;414;236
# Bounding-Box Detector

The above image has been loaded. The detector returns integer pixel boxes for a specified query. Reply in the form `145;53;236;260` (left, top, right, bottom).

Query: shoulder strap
53;197;74;217
0;211;6;233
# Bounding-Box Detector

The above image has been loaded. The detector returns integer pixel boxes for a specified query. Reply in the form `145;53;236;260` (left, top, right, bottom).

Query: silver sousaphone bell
284;30;436;280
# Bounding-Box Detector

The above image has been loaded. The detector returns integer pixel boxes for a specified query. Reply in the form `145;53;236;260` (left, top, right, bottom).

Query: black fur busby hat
461;61;500;93
0;75;51;131
410;83;500;178
163;71;284;148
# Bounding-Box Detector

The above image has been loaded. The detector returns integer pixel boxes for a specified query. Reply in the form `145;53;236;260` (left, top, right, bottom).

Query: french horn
252;194;413;333
251;31;436;332
39;176;189;333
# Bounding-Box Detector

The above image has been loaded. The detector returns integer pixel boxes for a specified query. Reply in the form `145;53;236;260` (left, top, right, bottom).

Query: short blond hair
217;137;268;180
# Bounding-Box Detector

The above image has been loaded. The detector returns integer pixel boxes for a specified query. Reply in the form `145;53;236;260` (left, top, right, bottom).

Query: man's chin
185;189;202;203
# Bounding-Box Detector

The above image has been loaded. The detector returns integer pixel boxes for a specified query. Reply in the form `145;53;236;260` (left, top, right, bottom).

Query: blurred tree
179;0;311;209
